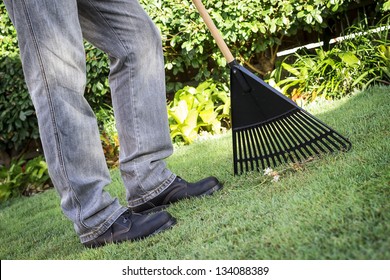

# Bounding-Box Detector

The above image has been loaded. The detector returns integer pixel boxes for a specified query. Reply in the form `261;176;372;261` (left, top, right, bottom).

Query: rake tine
259;124;277;167
252;126;267;170
240;129;253;172
233;99;352;175
256;126;271;168
295;111;336;151
298;117;328;154
274;114;305;162
273;118;302;163
244;129;253;171
239;133;245;173
288;113;325;156
239;130;248;171
292;112;332;154
232;133;235;173
233;130;243;174
285;115;316;157
303;111;351;150
263;122;286;165
292;113;321;156
244;129;255;171
269;119;295;163
296;111;342;152
260;124;276;165
232;132;237;174
281;115;313;159
247;128;261;171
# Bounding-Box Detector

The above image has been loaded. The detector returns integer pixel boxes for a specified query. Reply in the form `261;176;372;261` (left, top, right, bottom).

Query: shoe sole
136;182;224;214
150;216;177;236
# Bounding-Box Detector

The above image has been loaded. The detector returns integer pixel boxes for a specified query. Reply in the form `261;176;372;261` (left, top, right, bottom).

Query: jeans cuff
79;206;128;244
127;173;177;208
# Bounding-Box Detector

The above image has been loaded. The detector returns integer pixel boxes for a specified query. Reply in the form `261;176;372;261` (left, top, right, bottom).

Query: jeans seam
128;53;145;191
85;0;129;57
21;0;85;229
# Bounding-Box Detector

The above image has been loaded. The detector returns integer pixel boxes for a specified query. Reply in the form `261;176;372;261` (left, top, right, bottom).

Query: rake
192;0;352;174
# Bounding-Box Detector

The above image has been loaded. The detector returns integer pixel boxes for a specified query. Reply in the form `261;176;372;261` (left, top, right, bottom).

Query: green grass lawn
0;86;389;260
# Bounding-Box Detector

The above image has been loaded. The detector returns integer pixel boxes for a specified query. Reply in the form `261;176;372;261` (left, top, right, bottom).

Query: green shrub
272;48;374;101
168;80;230;144
95;105;119;168
0;156;51;201
342;15;390;84
270;14;390;101
84;43;111;109
142;0;385;90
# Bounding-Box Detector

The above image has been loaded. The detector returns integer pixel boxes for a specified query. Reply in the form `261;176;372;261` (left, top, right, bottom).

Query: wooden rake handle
192;0;235;64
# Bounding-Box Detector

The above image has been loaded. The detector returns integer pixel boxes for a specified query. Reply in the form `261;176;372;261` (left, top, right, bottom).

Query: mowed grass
0;86;389;260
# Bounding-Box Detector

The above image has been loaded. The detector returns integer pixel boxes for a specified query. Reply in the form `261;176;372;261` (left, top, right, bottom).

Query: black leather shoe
83;210;176;248
130;176;223;214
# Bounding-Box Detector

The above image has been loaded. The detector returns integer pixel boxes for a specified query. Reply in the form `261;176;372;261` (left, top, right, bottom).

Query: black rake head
230;63;352;175
232;108;352;174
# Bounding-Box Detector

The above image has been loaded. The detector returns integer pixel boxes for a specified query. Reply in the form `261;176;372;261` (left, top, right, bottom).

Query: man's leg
77;0;176;207
3;0;127;244
77;0;223;212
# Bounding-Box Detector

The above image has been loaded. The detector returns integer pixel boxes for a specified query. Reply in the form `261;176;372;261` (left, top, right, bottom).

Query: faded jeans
4;0;175;243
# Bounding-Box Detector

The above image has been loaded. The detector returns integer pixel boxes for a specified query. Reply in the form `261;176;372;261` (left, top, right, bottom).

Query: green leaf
306;5;314;12
338;52;360;67
297;11;306;19
169;100;189;124
19;111;26;121
199;108;217;124
251;25;259;33
185;109;199;127
314;14;323;24
306;14;313;25
270;22;277;33
281;63;301;76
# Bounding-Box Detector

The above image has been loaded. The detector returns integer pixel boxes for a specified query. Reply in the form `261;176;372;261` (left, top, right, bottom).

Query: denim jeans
4;0;175;243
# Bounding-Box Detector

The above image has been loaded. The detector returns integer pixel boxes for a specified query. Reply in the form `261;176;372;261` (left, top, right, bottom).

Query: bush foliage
0;156;51;202
1;1;389;154
144;0;387;88
270;14;390;101
168;80;230;144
